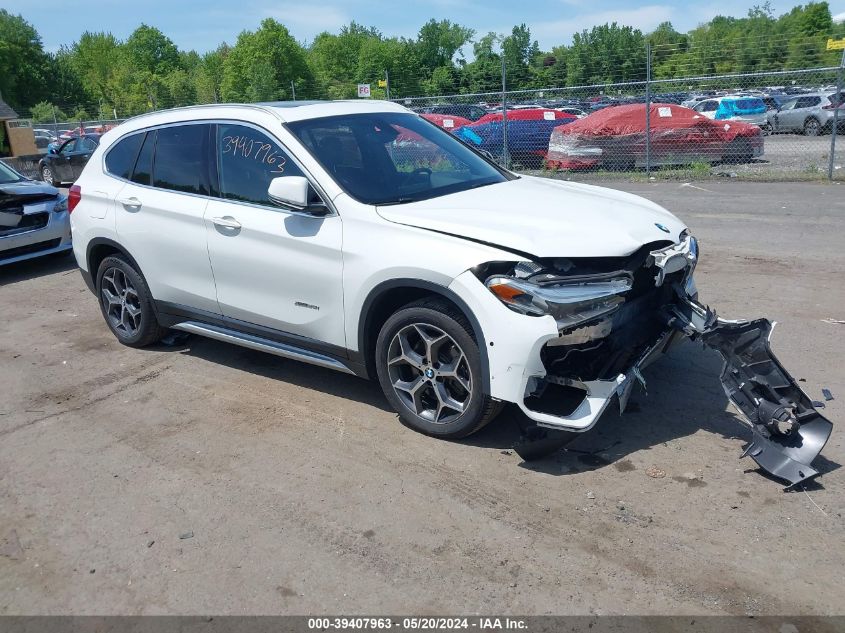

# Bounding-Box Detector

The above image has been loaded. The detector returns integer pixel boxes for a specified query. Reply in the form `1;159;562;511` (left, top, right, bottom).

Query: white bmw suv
70;100;831;486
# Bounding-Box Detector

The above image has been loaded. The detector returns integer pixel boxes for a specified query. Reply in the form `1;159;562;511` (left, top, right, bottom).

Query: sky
6;0;845;54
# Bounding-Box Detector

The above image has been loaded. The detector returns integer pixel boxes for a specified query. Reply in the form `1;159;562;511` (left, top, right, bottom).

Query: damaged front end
478;235;833;487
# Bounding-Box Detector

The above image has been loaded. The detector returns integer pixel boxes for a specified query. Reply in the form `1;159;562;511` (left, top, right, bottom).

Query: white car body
68;100;833;486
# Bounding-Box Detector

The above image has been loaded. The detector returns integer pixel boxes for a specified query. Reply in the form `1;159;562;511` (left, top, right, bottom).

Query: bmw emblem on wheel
425;368;435;379
655;223;671;233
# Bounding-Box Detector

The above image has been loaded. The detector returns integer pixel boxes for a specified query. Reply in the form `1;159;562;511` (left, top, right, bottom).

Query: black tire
40;165;59;187
375;297;502;439
804;117;821;136
95;255;167;347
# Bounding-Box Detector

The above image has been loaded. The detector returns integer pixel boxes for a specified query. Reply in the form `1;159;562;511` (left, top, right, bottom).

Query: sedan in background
454;109;577;167
0;159;70;266
420;113;473;131
38;134;101;186
546;103;763;170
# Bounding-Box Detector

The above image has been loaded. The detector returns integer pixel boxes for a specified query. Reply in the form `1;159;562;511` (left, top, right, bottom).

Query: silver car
0;160;71;266
765;92;845;135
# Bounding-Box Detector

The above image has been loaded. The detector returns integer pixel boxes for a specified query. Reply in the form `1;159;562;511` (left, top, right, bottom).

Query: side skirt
172;321;358;375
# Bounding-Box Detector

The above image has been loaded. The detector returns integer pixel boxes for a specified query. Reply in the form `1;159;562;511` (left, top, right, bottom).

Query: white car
692;96;768;127
69;101;831;485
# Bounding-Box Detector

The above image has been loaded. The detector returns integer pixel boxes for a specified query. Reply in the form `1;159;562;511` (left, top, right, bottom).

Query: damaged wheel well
358;280;490;391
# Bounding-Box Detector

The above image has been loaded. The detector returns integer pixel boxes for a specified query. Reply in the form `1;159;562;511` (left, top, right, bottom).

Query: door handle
117;196;142;209
212;216;242;230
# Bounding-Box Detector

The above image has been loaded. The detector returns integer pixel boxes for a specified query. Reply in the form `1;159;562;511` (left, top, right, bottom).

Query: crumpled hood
376;176;686;258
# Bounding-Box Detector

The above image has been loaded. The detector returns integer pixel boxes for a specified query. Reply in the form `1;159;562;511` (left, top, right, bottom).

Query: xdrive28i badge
655;223;671;233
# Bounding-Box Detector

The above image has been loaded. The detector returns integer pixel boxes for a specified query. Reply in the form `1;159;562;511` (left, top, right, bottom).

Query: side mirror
267;176;328;216
48;146;58;155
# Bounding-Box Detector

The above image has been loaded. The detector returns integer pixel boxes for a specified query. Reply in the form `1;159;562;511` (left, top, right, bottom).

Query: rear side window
132;132;155;186
215;123;304;206
152;125;210;195
105;133;143;180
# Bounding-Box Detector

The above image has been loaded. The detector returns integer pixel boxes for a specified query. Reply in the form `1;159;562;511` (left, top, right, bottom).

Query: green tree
124;24;180;75
221;19;312;102
415;19;474;72
29;101;66;123
0;10;50;110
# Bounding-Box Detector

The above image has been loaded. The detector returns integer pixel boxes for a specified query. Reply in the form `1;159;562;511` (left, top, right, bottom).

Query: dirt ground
0;181;843;616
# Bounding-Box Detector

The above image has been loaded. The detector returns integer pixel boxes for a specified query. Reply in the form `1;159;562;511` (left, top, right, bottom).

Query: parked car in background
0;159;70;265
39;134;101;186
33;129;57;153
418;103;487;122
454;109;577;167
692;96;768;127
765;92;844;135
556;107;588;118
545;103;764;170
420;113;472;131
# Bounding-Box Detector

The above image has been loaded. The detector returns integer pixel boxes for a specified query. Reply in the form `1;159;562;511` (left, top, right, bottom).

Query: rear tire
375;297;502;439
96;255;167;348
804;118;821;136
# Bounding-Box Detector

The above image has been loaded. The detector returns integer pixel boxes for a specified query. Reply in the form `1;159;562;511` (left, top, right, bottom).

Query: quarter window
152;125;210;195
105;133;143;180
215;123;305;206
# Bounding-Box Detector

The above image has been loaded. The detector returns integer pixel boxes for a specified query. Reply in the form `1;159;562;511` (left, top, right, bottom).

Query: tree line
1;1;843;122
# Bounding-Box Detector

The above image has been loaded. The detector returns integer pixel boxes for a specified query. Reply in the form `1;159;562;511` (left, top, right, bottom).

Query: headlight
485;274;632;329
53;195;68;213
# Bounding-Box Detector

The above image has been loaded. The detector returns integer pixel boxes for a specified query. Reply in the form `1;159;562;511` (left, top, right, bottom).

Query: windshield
0;161;23;184
286;112;509;205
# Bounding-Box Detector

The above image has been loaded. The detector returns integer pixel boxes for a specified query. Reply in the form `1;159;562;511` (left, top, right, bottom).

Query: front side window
152;125;210;195
105;133;143;180
79;137;99;152
215;123;305;206
287;112;508;205
60;139;77;154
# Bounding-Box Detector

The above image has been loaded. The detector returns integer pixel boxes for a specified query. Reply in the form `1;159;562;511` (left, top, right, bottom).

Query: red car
546;103;764;170
420;113;472;131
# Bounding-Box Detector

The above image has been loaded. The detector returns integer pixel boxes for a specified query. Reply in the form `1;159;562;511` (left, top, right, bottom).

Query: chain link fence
398;63;845;182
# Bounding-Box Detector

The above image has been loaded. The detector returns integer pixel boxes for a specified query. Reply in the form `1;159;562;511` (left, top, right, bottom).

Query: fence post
290;81;296;101
501;55;509;169
385;70;391;101
645;42;652;176
828;49;845;181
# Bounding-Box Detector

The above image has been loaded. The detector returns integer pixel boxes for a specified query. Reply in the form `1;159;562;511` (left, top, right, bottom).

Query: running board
172;321;356;375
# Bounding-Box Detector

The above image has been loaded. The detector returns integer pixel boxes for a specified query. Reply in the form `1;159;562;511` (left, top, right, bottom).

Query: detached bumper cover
665;294;833;487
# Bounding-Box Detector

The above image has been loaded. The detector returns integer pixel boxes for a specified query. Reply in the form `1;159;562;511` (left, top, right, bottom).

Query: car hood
0;180;59;209
376;176;686;258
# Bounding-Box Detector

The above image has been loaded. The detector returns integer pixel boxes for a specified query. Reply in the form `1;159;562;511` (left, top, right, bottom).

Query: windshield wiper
377;197;417;206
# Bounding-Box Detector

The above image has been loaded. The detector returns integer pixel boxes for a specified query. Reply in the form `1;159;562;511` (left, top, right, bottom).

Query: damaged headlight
485;272;632;329
53;195;68;213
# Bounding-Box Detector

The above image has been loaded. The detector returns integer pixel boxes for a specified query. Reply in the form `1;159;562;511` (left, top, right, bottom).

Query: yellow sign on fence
827;38;845;50
378;79;388;88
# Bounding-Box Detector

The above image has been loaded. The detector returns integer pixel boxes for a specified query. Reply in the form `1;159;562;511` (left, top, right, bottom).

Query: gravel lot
1;181;843;615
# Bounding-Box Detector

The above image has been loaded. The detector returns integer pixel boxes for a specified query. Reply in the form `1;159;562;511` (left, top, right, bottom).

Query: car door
70;136;98;180
781;98;810;130
113;123;220;316
52;138;77;181
204;122;346;348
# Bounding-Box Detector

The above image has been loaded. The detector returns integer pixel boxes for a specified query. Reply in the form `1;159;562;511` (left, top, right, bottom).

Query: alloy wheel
387;323;472;424
101;267;142;336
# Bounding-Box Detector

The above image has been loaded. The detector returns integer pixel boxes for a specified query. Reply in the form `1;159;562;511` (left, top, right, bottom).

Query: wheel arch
357;279;491;394
84;239;156;318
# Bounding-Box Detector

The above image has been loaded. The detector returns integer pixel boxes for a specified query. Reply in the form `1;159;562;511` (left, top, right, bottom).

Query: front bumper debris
514;237;833;487
665;292;833;487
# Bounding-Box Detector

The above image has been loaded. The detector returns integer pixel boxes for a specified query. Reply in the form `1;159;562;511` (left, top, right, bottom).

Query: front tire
375;298;502;439
96;255;167;347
